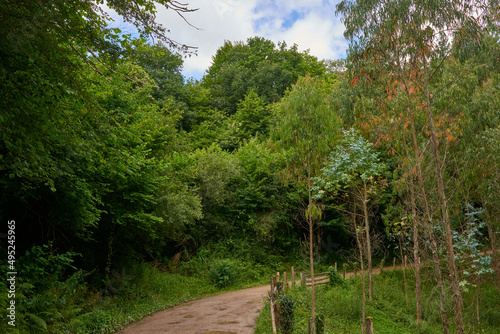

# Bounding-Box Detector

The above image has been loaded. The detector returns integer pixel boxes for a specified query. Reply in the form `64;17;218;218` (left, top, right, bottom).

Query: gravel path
116;285;270;334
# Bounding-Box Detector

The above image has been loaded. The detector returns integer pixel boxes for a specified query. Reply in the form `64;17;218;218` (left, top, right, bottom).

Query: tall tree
314;129;386;302
272;75;341;324
336;1;497;332
203;37;326;115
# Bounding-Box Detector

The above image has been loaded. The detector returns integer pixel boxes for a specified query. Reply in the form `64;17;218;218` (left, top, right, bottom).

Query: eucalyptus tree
272;75;342;322
336;1;497;332
314;129;386;302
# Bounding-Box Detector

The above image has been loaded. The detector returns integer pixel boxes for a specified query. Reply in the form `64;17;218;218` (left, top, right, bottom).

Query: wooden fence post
291;266;295;286
308;317;315;334
270;277;277;334
301;272;306;286
335;262;337;272
393;257;396;268
366;317;374;334
284;271;288;293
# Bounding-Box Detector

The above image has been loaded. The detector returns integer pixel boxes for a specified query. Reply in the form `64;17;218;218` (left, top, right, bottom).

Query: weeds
256;268;500;334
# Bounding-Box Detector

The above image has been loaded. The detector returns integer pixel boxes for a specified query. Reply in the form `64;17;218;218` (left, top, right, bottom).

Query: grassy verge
1;261;270;334
256;268;500;333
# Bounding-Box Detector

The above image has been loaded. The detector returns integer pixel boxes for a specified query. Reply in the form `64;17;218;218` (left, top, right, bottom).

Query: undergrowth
0;243;274;334
256;268;500;333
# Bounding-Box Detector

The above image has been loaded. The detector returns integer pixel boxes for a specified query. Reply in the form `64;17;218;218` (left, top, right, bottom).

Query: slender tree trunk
410;177;422;325
363;181;373;300
353;197;366;334
423;62;464;334
307;162;315;322
407;92;449;334
399;240;408;303
307;175;316;319
486;216;500;296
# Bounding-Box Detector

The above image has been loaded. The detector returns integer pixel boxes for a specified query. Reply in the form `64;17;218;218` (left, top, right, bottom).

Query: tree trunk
423;62;464;334
407;93;449;334
400;243;408;303
363;181;373;300
410;177;422;324
353;197;366;334
486;218;500;296
308;164;315;320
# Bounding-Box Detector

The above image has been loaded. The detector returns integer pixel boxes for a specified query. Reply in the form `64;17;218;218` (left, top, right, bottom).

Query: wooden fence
269;266;338;289
300;272;329;287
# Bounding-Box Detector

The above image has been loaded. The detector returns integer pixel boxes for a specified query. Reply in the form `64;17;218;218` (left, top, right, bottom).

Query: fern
27;313;48;332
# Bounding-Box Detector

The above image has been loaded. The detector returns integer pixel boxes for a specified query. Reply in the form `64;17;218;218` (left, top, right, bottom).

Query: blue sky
139;1;348;79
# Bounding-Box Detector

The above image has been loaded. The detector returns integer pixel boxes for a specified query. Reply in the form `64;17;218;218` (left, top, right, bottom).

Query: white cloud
152;0;347;79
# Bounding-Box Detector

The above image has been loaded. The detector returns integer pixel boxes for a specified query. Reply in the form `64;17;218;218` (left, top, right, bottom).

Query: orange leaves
351;76;359;86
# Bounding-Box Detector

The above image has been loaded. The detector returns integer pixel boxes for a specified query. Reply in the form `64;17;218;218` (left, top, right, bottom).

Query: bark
486;218;500;296
423;61;464;334
410;177;422;324
353;197;366;334
307;163;315;320
407;89;449;334
363;180;373;300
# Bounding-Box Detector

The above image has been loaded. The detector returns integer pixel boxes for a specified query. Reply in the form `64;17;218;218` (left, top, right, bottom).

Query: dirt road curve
116;285;270;334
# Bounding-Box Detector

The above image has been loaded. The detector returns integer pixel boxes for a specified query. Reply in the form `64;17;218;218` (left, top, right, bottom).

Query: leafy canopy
313;129;386;198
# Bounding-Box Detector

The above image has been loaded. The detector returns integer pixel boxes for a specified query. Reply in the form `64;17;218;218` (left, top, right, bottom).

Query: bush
315;314;325;334
210;259;238;288
277;295;295;334
328;266;344;287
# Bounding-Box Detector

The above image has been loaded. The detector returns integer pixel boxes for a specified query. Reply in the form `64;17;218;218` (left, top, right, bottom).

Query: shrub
277;295;295;334
209;259;238;288
328;266;344;287
315;314;325;334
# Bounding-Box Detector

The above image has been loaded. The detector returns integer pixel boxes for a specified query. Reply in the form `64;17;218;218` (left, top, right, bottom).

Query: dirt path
116;285;270;334
116;265;406;334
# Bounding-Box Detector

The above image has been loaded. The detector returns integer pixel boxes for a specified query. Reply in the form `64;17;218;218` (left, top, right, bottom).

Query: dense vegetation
1;0;499;333
256;267;500;334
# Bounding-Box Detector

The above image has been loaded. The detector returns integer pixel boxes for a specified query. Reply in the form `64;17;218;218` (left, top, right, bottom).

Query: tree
272;75;342;324
203;37;326;115
314;129;386;306
134;43;186;107
219;90;271;151
336;1;497;332
0;0;197;185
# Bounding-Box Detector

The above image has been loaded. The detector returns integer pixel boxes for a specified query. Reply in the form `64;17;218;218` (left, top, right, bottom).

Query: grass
255;267;500;334
3;261;271;334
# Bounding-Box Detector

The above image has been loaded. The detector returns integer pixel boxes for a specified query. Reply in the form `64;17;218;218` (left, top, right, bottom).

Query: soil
116;285;270;334
115;265;403;333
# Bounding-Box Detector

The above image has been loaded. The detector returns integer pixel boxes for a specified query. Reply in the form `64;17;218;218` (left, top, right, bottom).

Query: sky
116;1;348;80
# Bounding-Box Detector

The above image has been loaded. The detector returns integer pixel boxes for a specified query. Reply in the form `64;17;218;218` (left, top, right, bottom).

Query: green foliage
257;271;500;333
219;91;271;150
453;205;493;282
273;75;342;185
315;314;325;334
204;36;326;115
278;295;295;334
190;145;240;206
209;259;239;289
313;128;386;199
327;266;344;287
18;244;79;293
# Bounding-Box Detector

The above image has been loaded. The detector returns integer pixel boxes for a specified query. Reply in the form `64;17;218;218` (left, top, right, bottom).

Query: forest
1;0;499;333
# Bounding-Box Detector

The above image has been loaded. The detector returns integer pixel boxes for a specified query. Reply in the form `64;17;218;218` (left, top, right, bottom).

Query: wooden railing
300;272;330;287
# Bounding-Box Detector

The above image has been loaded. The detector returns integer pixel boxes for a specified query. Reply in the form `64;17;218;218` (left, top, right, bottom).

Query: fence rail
301;272;330;287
